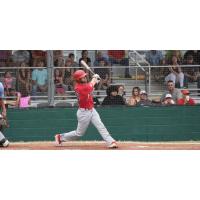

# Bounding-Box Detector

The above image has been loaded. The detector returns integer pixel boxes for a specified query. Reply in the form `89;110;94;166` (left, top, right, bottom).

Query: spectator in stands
145;50;164;66
54;68;65;96
145;50;165;82
102;85;125;105
17;62;31;96
0;50;12;67
137;90;152;106
94;59;111;90
183;50;200;65
31;50;46;67
63;58;74;91
165;55;184;88
162;94;175;105
160;80;182;103
2;71;15;96
12;50;31;66
117;85;126;101
177;90;195;105
68;53;78;68
107;50;130;78
127;86;141;106
79;50;91;67
4;88;21;107
31;60;48;96
165;50;183;65
53;50;63;62
93;51;110;66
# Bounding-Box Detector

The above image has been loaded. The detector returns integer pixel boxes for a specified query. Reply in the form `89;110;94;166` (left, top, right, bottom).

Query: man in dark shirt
137;90;152;106
102;85;125;105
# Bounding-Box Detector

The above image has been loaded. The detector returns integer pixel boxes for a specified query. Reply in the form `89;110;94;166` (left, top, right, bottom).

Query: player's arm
90;74;100;87
1;99;7;118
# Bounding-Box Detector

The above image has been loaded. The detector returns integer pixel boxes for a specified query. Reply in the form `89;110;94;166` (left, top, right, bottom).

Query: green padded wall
3;106;200;142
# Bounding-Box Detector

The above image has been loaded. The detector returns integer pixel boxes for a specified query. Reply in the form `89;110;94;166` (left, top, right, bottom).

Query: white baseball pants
61;108;115;145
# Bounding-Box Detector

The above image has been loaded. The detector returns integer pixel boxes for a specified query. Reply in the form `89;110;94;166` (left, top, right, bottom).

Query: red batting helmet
73;70;87;81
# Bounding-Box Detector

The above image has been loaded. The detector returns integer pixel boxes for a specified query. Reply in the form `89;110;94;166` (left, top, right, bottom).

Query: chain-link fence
0;50;200;108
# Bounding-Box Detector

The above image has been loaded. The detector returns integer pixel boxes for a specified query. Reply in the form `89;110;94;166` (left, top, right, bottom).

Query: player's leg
0;130;9;147
91;108;117;148
56;109;92;144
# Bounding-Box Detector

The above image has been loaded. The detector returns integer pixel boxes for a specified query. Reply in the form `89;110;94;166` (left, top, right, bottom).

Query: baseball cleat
108;141;118;149
55;134;62;145
0;138;9;148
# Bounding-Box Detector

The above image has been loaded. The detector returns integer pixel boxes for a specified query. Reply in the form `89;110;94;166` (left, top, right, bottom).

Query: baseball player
0;82;9;147
55;70;118;148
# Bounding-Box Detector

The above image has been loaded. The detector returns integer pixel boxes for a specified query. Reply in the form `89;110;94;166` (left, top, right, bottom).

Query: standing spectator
145;50;165;82
17;62;31;97
93;51;110;66
12;50;31;66
145;50;164;66
79;50;91;67
68;53;79;68
137;90;152;106
31;60;48;96
94;59;111;90
102;85;125;105
0;50;12;67
127;86;141;106
160;80;182;103
108;50;130;78
63;58;74;91
165;55;184;88
177;90;195;105
162;94;175;105
54;68;65;96
2;71;15;96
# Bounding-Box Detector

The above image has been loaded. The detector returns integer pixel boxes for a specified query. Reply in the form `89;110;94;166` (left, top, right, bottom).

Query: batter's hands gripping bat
80;60;101;80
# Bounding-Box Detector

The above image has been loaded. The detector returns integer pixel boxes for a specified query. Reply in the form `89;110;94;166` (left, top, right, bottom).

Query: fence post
47;50;54;106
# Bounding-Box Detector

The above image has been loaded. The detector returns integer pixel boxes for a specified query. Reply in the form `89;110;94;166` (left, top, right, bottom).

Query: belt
79;107;93;111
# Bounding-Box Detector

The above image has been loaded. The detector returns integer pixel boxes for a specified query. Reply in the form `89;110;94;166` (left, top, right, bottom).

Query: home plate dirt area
1;141;200;150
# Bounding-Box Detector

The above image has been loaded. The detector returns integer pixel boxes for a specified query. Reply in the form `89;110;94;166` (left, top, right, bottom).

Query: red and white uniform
75;82;94;109
60;82;115;146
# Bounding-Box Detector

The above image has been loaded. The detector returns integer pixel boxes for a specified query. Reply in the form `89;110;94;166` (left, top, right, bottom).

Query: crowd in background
0;50;199;108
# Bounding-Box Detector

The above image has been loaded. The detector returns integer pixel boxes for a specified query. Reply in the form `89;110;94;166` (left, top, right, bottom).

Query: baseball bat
80;60;95;75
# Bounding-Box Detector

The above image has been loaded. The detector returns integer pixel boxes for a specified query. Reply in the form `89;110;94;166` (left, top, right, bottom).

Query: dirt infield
1;141;200;150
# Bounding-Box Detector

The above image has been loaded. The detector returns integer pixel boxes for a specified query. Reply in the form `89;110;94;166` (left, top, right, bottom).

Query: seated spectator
17;62;31;96
177;90;195;105
117;84;126;99
4;88;21;107
94;59;111;90
165;50;183;65
137;90;152;106
108;50;130;78
93;51;110;66
127;86;141;106
19;96;31;108
160;80;182;103
2;71;16;96
162;94;175;105
54;68;65;96
31;50;47;67
102;85;125;105
53;50;63;62
165;55;184;88
12;50;31;66
31;60;48;96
